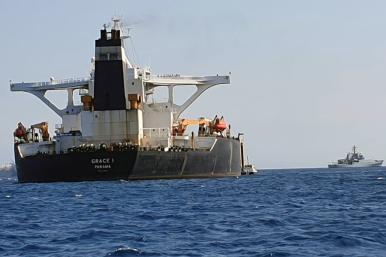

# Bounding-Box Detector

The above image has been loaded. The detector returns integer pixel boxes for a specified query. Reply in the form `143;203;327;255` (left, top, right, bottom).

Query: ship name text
91;158;114;170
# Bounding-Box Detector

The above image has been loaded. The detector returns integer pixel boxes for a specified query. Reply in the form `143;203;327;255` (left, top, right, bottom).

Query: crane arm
30;122;50;141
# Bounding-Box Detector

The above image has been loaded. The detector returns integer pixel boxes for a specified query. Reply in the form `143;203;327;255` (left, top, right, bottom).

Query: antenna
109;17;131;39
112;17;121;30
102;17;140;65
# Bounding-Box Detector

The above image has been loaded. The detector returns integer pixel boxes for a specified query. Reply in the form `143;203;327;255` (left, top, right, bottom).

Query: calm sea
1;167;386;257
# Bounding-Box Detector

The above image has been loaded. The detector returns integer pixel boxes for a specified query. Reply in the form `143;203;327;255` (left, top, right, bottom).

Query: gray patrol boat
328;146;383;168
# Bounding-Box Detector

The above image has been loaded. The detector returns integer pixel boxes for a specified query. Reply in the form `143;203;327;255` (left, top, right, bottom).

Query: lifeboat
14;128;24;138
213;116;227;132
14;122;27;140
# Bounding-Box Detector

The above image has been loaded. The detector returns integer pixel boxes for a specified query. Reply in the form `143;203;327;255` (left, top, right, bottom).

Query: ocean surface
1;167;386;257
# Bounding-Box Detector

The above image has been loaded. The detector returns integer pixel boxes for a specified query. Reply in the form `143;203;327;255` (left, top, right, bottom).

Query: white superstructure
10;19;233;158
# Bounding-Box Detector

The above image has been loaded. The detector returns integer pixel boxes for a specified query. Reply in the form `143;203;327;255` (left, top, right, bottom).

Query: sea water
1;167;386;256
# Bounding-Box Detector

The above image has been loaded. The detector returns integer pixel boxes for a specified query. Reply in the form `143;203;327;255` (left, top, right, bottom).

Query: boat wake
0;163;16;178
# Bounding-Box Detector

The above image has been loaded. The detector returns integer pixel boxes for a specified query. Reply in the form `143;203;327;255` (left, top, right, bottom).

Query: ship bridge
10;77;90;116
144;74;230;121
10;74;230;121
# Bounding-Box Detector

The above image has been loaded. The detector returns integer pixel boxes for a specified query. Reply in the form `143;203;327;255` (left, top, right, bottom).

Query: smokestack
100;30;107;40
111;29;116;40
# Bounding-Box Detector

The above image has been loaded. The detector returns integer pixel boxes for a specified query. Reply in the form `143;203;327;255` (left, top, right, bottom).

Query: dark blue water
1;167;386;257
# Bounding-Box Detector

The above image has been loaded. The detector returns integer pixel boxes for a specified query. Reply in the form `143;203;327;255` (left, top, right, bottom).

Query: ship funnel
93;19;131;111
100;29;107;40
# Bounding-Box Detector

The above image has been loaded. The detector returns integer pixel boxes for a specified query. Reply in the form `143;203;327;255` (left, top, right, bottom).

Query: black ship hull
14;138;242;183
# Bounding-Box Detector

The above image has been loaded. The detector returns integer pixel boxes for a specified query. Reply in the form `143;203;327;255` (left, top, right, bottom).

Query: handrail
10;77;90;89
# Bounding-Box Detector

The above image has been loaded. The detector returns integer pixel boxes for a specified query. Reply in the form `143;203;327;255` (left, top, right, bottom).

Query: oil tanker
10;19;246;183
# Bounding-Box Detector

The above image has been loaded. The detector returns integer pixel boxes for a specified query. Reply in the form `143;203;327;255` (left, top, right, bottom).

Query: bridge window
99;53;108;60
109;53;118;60
99;53;118;61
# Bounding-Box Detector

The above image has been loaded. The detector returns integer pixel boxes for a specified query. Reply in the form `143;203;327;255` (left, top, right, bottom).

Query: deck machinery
10;20;244;182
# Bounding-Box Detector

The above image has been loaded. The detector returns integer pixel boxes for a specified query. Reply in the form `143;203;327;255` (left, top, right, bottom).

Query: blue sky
1;0;386;168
